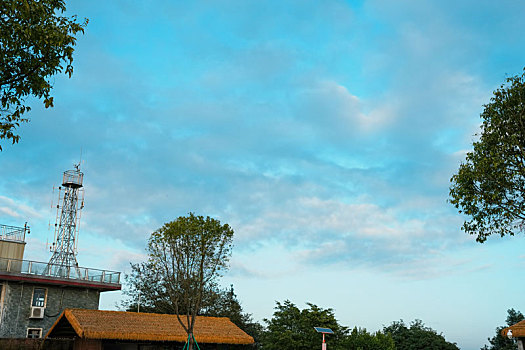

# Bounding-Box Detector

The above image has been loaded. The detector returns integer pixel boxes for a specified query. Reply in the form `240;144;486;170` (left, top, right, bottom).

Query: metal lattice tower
48;164;84;277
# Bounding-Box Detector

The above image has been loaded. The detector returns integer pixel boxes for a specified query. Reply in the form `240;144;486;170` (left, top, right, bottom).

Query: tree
201;284;264;345
0;0;86;150
146;213;234;350
383;319;459;350
481;309;524;350
121;260;175;314
449;70;525;242
261;300;348;350
341;327;395;350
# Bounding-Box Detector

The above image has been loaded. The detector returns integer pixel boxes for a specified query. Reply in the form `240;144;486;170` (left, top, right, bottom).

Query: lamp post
314;327;334;350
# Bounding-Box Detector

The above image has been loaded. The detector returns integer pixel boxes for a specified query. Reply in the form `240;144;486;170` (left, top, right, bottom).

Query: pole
322;333;326;350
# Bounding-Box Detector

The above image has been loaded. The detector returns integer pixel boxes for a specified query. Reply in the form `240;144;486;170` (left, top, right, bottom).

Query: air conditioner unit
30;306;44;319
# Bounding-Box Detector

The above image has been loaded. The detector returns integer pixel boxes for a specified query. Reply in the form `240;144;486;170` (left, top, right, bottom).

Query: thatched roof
45;308;254;345
501;320;525;338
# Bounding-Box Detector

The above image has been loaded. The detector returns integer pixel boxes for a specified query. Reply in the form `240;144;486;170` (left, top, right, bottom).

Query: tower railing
0;224;28;242
62;169;83;187
0;257;120;285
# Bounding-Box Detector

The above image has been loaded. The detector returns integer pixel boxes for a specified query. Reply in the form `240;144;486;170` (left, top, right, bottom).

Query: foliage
122;261;235;316
0;0;87;149
146;213;234;350
481;309;524;350
383;319;459;350
341;327;396;350
121;260;176;314
201;284;264;345
449;70;525;242
260;300;348;350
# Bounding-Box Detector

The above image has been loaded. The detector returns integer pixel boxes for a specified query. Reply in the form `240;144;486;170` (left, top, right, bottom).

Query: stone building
0;224;121;339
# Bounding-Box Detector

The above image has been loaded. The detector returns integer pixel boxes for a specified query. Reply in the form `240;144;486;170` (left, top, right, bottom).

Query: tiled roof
501;320;525;338
46;308;254;345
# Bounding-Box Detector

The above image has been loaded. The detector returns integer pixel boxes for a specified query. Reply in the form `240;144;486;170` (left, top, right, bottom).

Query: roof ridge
65;309;84;338
65;308;232;320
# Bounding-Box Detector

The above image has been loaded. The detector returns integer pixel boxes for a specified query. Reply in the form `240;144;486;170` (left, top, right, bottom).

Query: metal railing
0;257;120;285
62;169;83;187
0;224;28;242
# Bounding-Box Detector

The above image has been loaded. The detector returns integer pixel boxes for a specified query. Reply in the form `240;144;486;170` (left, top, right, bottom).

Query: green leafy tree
383;319;459;350
0;0;87;149
481;309;524;350
146;213;234;350
121;260;177;314
202;284;264;345
341;327;395;350
261;300;348;350
449;70;525;242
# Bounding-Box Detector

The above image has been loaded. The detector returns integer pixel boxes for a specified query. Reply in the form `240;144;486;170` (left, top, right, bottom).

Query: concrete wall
0;240;25;261
0;282;100;338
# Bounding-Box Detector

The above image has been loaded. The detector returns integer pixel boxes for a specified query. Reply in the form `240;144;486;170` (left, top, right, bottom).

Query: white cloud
0;196;44;222
0;207;20;218
295;80;395;137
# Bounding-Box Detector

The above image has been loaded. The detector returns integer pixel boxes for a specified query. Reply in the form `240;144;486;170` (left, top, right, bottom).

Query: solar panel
314;327;334;334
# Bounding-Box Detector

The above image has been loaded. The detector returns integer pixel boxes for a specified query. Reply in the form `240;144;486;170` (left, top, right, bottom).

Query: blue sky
1;1;525;348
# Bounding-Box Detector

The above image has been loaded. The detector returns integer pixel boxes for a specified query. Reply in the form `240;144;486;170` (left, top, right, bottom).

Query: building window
27;328;42;338
31;288;46;307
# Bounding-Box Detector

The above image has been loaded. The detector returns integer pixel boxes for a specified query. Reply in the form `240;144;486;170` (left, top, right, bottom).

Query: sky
1;0;525;349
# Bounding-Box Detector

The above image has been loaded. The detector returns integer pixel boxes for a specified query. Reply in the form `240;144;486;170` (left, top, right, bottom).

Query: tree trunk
188;332;194;350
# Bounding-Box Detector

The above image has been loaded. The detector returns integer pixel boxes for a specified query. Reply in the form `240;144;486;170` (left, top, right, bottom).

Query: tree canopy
260;300;394;350
145;213;234;350
341;327;395;350
449;70;525;242
383;319;459;350
121;260;176;315
201;284;264;346
0;0;86;149
261;300;348;350
481;309;524;350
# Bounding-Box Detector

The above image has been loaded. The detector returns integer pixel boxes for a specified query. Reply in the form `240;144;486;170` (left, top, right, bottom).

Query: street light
314;327;334;350
507;329;513;339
